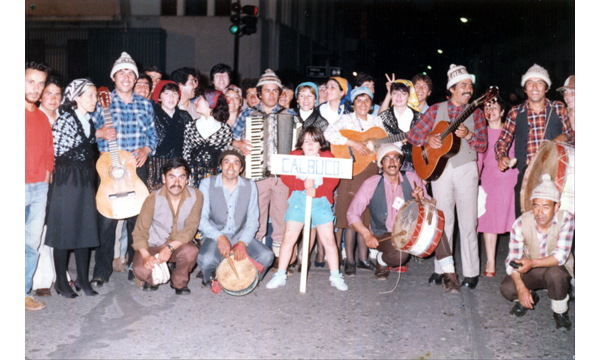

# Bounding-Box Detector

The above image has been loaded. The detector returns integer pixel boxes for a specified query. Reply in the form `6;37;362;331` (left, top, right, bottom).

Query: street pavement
25;235;576;359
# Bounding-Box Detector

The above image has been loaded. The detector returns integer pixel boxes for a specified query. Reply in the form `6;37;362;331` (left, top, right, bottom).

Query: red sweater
25;106;54;183
280;149;340;204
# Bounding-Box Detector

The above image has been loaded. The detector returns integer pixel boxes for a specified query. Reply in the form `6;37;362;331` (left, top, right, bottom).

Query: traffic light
230;2;258;36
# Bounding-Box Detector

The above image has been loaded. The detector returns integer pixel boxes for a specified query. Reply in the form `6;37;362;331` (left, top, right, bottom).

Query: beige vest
433;101;477;168
521;210;574;277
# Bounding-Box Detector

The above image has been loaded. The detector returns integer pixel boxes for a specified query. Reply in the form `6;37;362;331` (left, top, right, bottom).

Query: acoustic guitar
95;87;150;219
412;86;499;181
330;127;407;176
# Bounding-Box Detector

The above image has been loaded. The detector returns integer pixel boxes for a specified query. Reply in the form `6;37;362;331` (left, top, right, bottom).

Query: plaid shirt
231;103;296;141
407;100;487;152
505;210;574;276
92;91;157;155
494;99;574;164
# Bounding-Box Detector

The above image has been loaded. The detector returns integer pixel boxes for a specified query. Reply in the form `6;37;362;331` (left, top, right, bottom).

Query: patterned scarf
59;78;94;115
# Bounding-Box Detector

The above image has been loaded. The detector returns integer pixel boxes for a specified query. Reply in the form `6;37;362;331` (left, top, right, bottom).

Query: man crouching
132;158;203;295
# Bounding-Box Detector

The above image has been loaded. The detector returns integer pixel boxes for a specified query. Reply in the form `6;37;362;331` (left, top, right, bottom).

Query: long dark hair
294;126;329;152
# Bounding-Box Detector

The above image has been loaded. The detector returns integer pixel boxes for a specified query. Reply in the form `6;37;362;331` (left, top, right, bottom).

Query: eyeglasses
382;155;401;163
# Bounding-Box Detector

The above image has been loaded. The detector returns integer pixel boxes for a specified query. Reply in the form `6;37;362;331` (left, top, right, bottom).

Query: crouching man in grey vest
347;144;461;293
132;158;203;295
500;174;574;330
196;146;274;286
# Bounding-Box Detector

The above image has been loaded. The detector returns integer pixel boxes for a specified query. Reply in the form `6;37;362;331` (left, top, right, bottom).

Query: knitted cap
446;64;475;89
557;75;575;93
295;82;319;104
521;63;551;88
351;86;374;103
331;77;349;96
377;143;403;167
204;90;224;109
218;145;245;171
530;174;560;203
151;80;178;104
110;52;139;79
256;69;282;89
224;84;242;99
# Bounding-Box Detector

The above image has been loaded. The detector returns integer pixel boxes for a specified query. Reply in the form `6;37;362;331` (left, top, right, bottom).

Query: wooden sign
271;154;353;293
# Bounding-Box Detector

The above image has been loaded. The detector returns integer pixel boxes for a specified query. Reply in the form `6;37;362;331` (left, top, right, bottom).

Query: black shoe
142;282;159;291
510;302;528;317
90;277;108;287
553;311;572;330
344;261;356;276
196;269;204;279
54;282;78;299
128;269;135;281
461;276;479;289
74;279;99;296
314;261;326;268
170;283;191;295
357;259;375;270
428;273;443;285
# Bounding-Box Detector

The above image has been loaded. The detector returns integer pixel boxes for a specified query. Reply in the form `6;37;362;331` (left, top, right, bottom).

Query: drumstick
377;230;407;243
227;256;240;279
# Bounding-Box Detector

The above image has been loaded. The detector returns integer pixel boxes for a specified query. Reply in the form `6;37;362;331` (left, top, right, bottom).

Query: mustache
169;185;182;190
462;92;472;97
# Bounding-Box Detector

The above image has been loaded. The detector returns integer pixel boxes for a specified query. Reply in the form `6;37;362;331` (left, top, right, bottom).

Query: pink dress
477;128;518;234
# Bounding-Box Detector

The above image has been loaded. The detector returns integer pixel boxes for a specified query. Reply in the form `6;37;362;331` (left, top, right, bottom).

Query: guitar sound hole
110;166;125;179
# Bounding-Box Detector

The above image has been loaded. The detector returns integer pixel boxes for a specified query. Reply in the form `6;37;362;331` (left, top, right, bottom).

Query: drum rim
221;272;259;296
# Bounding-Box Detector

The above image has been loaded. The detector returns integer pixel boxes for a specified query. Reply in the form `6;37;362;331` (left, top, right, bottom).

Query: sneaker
329;274;348;291
265;272;287;289
25;296;46;311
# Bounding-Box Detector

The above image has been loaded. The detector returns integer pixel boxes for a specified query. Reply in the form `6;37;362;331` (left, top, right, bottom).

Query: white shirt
196;115;221;139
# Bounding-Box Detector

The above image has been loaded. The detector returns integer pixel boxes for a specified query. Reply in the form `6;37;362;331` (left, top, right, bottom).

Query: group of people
25;52;575;330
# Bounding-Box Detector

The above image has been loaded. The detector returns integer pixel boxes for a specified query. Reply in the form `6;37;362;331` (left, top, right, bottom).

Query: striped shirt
230;103;296;141
505;211;574;275
92;90;157;155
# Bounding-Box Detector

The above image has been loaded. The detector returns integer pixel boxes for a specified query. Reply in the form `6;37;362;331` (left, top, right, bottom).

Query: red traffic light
242;5;258;16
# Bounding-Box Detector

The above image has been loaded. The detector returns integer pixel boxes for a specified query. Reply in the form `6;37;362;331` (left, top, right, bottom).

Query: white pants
32;225;72;289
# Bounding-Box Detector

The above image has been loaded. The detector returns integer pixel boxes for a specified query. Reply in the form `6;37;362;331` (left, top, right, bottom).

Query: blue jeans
25;182;48;296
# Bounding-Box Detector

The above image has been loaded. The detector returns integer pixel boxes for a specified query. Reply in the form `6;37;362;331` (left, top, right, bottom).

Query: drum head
521;141;560;213
391;200;419;251
216;256;259;296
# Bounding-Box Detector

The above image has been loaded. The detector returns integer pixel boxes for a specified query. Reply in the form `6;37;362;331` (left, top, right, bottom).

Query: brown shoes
442;273;461;293
25;297;46;311
374;261;390;280
35;288;52;297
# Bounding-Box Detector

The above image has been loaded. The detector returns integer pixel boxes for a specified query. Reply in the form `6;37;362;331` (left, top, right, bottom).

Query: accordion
243;112;302;181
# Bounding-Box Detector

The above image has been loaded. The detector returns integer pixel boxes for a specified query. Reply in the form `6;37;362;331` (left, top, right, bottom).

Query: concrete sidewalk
25;235;575;359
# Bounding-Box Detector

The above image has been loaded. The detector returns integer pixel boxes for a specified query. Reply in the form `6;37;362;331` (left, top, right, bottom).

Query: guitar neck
102;108;121;167
439;103;478;141
374;132;406;146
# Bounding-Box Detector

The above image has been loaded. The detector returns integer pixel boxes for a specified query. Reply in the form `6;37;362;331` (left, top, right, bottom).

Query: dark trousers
514;165;527;217
376;231;453;268
500;265;571;301
94;163;147;280
132;242;199;288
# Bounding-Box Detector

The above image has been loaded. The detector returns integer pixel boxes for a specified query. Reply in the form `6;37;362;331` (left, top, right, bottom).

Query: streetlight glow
460;17;468;23
437;49;443;54
427;65;432;70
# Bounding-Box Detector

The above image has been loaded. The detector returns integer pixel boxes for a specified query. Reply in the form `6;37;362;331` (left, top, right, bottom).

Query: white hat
110;52;139;79
521;63;551;88
446;64;475;89
377;143;403;167
557;75;575;93
256;69;282;89
530;174;560;203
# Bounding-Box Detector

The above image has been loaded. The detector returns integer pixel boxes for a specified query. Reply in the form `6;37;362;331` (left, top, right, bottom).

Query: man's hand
217;235;232;259
96;123;117;141
516;283;535;309
410;185;424;202
232;139;253;156
455;124;472;139
426;133;442;149
515;259;534;274
143;254;158;270
553;134;568;143
232;242;247;261
157;246;172;264
498;156;510;171
347;140;370;156
365;232;379;249
133;146;151;167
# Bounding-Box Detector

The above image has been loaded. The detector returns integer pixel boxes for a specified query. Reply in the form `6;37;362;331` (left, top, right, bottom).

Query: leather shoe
25;297;46;311
510;302;528;317
35;288;52;297
442;273;461;293
344;261;356;276
142;282;159;291
314;261;326;268
428;272;443;285
553;311;572;330
357;260;375;270
461;276;479;289
484;270;496;277
170;283;191;295
196;269;204;279
374;261;390;280
90;277;108;287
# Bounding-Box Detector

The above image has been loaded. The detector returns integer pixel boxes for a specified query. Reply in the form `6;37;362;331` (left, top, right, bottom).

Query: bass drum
215;256;259;296
521;141;574;214
391;199;445;258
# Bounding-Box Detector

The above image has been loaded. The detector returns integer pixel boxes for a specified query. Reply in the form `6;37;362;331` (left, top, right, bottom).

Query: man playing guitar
407;64;488;290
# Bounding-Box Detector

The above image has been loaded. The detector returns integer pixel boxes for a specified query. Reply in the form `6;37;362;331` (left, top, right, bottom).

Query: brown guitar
412;86;499;181
330;127;407;176
95;87;150;219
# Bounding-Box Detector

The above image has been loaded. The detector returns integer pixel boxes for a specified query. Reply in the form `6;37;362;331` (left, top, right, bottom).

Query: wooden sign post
271;154;353;293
